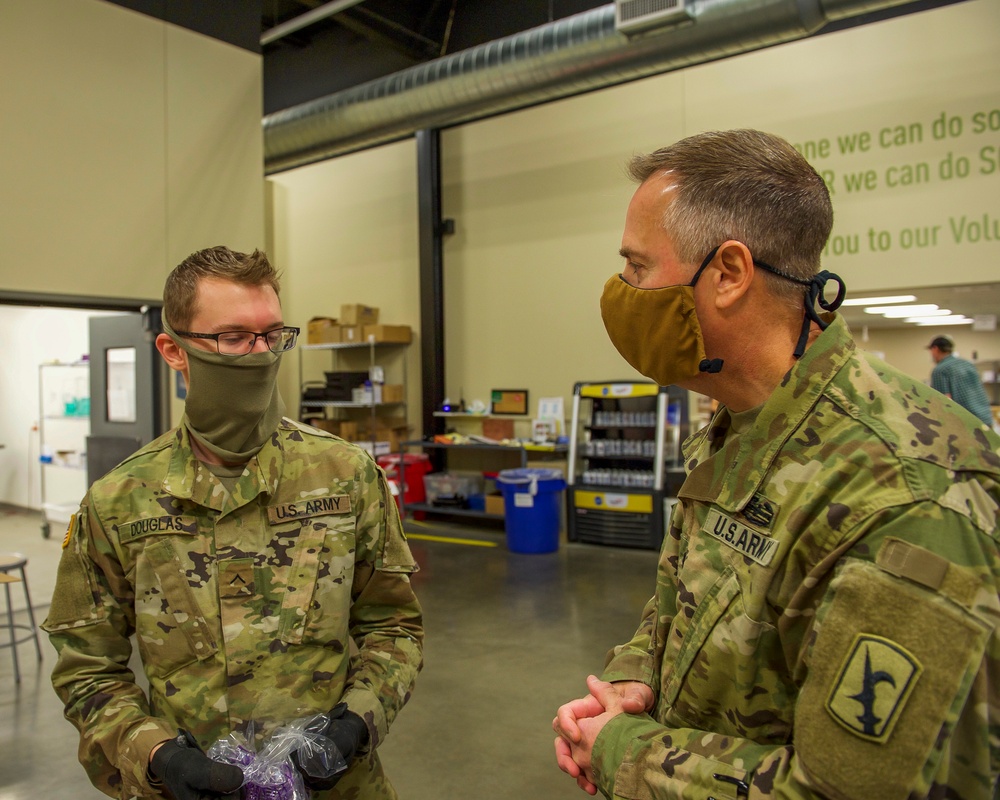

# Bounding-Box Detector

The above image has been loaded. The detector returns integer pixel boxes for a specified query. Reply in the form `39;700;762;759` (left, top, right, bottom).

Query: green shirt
594;315;1000;800
43;419;423;799
930;353;994;426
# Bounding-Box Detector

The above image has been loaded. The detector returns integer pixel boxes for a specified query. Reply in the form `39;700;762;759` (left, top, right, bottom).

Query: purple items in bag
207;713;347;800
243;760;299;800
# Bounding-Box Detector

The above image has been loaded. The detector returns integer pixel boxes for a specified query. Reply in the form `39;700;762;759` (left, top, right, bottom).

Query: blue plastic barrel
496;468;566;553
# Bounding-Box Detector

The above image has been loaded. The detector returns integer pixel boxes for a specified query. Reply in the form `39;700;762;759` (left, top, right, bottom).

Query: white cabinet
38;361;90;538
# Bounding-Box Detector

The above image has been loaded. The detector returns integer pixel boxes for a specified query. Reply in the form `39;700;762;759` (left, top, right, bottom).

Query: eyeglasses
173;326;300;356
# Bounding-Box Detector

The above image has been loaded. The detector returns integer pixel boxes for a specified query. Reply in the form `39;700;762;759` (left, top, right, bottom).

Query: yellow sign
574;490;653;513
579;383;659;399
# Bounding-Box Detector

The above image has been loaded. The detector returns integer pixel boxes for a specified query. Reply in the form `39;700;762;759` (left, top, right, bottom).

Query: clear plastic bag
208;713;348;800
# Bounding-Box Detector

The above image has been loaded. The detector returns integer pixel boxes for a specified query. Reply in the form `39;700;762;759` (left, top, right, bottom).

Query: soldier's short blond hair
627;129;833;300
163;246;281;330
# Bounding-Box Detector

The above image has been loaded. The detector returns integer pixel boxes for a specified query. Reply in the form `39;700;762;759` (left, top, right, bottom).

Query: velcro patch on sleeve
797;559;990;800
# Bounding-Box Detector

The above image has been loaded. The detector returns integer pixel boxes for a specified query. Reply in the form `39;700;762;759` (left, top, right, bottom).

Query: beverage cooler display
566;381;687;550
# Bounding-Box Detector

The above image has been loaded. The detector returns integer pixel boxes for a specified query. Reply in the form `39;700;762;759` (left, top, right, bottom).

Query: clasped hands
553;675;654;796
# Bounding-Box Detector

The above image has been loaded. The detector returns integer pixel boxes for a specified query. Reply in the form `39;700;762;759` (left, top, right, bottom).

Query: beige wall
267;142;422;420
269;0;999;434
857;326;1000;388
1;0;265;303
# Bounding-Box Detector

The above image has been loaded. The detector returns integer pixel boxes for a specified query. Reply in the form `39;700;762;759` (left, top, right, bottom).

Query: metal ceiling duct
263;0;933;174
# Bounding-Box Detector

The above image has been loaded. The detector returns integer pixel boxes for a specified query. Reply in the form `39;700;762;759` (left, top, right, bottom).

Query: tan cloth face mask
600;269;720;387
163;319;286;464
600;242;850;385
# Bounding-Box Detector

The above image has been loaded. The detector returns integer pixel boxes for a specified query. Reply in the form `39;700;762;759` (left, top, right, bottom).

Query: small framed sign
491;389;529;415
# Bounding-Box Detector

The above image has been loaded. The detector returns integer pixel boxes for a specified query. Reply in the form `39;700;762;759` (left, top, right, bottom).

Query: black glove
293;703;369;791
150;730;244;800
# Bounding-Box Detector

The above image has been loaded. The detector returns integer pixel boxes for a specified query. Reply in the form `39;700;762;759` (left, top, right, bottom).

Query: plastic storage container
423;472;483;508
496;468;567;553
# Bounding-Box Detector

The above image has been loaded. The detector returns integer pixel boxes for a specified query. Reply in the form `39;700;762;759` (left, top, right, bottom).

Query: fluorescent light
841;294;916;307
909;316;973;325
883;307;950;318
864;304;939;315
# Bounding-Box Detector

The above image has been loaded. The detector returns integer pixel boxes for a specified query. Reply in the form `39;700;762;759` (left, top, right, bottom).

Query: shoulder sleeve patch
825;633;922;743
796;559;990;800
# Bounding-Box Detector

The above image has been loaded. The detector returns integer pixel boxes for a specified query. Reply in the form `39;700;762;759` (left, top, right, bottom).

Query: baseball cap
928;335;955;350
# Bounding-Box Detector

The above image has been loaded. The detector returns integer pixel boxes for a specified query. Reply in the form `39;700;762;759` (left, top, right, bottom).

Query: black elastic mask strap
795;270;846;356
754;259;846;359
689;247;719;287
692;247;724;374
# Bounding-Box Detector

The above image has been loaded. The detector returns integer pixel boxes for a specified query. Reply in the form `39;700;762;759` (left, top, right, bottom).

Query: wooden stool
0;553;43;684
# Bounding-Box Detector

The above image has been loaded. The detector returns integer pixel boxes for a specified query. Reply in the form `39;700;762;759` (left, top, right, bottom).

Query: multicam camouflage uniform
42;419;423;800
593;315;1000;800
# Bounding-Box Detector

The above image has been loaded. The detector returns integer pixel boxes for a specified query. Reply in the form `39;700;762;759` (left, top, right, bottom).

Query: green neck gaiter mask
163;319;285;464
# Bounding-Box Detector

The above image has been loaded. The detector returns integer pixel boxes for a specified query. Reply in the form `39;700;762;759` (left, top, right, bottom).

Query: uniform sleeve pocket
796;559;990;800
42;515;108;631
613;748;749;800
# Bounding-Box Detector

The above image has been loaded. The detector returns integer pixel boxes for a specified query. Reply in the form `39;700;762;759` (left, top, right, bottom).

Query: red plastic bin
377;453;433;514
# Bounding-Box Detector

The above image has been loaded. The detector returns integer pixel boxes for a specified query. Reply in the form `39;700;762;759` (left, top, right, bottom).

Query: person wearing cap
928;334;995;427
552;129;1000;799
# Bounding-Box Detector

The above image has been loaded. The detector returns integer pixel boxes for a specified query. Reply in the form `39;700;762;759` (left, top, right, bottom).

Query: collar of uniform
161;422;285;511
679;313;855;511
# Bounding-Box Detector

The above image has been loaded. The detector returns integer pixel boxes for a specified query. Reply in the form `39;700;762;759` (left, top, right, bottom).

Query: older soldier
553;130;1000;799
43;246;423;800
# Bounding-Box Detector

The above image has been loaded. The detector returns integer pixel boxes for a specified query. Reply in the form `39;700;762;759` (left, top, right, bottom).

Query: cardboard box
354;417;411;451
381;384;405;404
362;324;412;344
485;492;505;517
340;304;380;326
307;316;340;344
309;418;340;435
307;419;358;440
340;325;362;344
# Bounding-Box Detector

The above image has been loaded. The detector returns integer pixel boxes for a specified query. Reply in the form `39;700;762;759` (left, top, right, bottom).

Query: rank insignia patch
743;493;777;530
826;633;922;743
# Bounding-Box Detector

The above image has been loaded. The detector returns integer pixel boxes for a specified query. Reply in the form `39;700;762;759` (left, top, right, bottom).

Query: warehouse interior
1;0;999;797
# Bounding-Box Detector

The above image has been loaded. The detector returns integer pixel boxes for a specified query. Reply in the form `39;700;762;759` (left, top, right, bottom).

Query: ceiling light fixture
841;294;916;307
882;306;950;318
908;315;973;325
864;304;939;315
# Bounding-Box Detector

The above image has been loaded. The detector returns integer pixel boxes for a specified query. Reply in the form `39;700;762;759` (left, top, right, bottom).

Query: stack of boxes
304;303;412;454
307;305;413;346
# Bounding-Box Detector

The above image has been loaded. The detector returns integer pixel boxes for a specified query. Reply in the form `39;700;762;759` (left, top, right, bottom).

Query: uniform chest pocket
661;567;790;741
275;514;356;647
135;539;218;678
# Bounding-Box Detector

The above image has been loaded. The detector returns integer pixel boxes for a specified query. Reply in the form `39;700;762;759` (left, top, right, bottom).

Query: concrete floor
0;506;658;799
